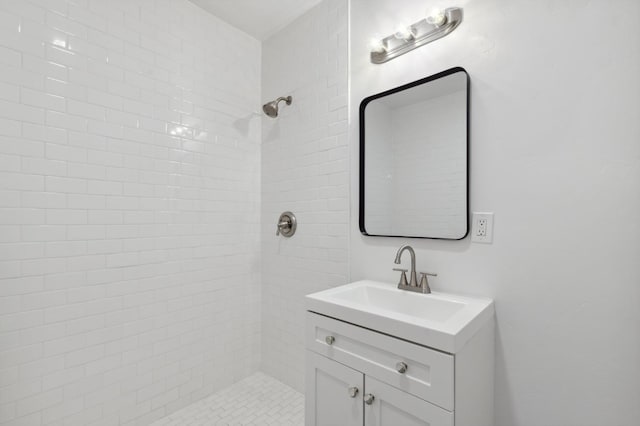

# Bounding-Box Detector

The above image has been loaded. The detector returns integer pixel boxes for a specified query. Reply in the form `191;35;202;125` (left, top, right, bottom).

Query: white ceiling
189;0;323;41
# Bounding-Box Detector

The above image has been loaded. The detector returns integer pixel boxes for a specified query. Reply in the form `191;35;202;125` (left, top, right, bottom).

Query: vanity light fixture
370;7;463;64
369;37;387;53
426;9;447;27
394;25;415;41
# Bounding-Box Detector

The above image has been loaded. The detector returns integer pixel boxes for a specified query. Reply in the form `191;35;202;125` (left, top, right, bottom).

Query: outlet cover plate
472;212;494;243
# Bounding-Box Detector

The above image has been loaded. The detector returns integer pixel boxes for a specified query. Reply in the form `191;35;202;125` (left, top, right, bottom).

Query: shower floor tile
151;372;304;426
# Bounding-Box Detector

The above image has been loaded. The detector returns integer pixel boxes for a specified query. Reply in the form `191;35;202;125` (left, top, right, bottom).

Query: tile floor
151;372;304;426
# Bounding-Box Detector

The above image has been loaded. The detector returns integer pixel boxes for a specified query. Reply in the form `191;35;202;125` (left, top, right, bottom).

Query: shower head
262;96;292;118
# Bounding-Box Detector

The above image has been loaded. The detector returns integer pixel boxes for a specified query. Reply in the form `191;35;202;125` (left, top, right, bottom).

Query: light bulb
394;25;415;41
369;37;387;53
426;9;446;27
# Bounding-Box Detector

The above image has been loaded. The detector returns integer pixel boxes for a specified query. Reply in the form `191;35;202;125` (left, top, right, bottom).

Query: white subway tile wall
0;0;262;425
260;0;349;392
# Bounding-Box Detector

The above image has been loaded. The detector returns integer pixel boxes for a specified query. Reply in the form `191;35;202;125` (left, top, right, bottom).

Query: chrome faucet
394;244;418;287
393;244;437;294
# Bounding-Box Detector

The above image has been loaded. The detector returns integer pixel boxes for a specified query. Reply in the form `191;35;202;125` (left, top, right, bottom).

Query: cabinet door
364;376;454;426
306;350;364;426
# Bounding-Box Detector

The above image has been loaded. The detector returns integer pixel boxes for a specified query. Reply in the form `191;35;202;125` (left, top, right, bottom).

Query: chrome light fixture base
370;7;463;64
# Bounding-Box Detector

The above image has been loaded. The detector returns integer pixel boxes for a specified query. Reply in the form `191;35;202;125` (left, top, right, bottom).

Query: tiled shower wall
260;0;349;392
0;1;262;425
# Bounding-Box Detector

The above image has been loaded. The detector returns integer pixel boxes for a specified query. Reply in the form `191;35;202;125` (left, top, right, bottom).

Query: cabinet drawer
306;312;454;411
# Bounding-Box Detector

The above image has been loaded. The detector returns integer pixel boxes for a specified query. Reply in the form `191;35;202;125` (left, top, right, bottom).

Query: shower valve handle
276;220;290;235
276;212;297;238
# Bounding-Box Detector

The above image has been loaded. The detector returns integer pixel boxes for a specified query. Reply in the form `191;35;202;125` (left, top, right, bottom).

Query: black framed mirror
359;67;469;239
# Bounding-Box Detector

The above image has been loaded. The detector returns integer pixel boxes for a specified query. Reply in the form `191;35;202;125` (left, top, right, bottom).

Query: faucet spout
394;244;418;287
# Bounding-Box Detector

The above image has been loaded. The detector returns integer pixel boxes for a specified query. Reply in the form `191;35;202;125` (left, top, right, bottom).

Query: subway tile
46;110;87;132
41;395;84;424
45;44;86;69
20;88;66;112
46;11;87;38
45;241;87;258
87;28;123;52
87;88;122;110
23;123;66;145
0;377;42;405
68;5;106;32
67;162;106;179
0;189;20;207
0;2;45;24
20;225;65;242
0;117;21;137
67;131;106;150
68;67;107;91
87;58;124;82
20;257;66;276
45;77;86;101
64;344;104;368
0;81;19;102
0;208;46;225
67;193;106;209
0;260;21;279
21;157;67;177
0;154;20;173
44;271;86;291
86;119;122;139
43;143;87;163
21;291;66;311
0;172;45;191
0;31;44;59
66;254;105;272
45;176;87;193
0;310;43;333
0;63;43;92
29;0;67;16
66;286;104;304
14;388;63;417
0;1;265;423
66;225;105;241
66;35;107;62
0;99;45;124
21;191;66;209
0;341;42;370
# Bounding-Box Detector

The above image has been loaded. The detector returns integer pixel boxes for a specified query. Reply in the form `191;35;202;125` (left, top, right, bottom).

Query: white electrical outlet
472;212;494;243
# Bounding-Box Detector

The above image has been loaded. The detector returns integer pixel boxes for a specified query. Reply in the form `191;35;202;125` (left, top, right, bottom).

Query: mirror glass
359;68;469;239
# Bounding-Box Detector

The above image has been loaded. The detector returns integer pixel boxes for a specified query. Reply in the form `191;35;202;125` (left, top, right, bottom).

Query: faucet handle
392;268;409;287
418;272;437;293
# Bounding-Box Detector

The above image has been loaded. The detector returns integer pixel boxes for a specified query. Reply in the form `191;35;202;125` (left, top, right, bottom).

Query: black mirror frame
358;66;470;240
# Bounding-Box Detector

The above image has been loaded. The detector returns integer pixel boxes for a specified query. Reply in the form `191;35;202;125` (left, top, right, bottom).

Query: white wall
261;0;349;392
0;1;262;425
350;0;640;425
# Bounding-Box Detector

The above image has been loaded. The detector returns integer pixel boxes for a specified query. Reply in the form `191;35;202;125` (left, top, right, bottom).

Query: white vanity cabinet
305;311;494;426
306;351;363;426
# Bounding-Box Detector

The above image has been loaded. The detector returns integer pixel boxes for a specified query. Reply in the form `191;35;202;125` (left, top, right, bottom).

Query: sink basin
305;280;494;353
